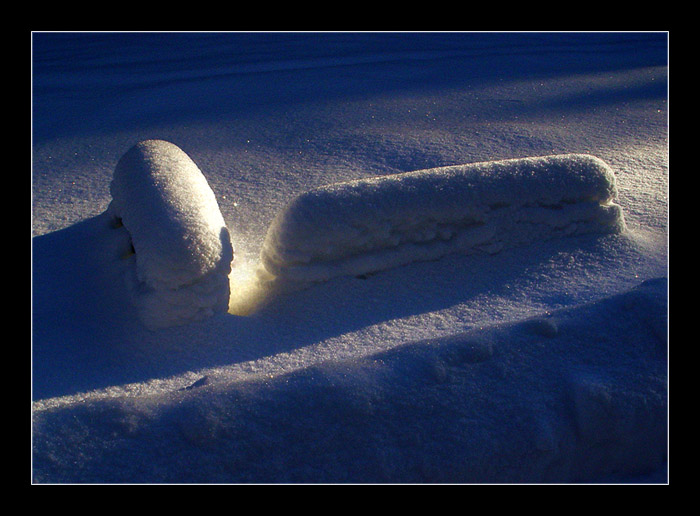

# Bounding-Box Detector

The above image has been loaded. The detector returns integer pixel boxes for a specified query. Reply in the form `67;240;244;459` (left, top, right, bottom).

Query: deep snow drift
32;32;668;484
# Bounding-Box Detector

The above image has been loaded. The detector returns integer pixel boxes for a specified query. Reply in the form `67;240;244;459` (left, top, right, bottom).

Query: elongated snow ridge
108;140;233;329
260;154;625;286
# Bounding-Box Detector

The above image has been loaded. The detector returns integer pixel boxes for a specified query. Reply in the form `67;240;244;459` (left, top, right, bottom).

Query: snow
108;139;233;329
258;154;625;289
31;32;668;484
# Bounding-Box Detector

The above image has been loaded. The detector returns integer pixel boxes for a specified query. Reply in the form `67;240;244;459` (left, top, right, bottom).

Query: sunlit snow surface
32;32;668;483
258;154;624;286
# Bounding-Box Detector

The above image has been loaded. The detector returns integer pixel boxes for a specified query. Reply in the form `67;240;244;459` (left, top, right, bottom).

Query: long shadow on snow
32;213;145;399
32;210;650;400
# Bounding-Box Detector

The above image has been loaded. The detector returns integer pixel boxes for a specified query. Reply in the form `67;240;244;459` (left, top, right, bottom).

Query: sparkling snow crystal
108;140;234;329
260;154;625;287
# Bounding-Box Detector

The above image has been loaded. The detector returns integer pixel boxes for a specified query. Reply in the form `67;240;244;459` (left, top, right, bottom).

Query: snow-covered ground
31;32;668;484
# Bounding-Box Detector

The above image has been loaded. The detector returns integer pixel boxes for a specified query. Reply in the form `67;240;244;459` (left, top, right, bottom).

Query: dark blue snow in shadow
32;32;667;144
32;213;141;398
32;275;667;483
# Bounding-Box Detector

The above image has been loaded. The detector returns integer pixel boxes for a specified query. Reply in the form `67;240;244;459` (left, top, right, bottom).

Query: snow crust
260;154;625;287
108;140;233;329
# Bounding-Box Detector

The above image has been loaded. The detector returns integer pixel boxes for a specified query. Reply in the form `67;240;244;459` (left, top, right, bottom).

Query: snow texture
260;154;625;287
107;140;233;329
31;278;667;483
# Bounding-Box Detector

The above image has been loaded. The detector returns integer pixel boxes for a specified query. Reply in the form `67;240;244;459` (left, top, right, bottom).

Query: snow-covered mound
108;140;234;329
260;154;625;287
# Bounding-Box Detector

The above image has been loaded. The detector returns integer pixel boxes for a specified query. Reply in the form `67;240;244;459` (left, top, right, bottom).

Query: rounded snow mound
260;154;625;287
108;140;233;329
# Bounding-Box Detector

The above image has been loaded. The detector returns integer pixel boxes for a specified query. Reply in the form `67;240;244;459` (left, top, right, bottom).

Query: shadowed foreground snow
32;32;668;483
33;277;666;483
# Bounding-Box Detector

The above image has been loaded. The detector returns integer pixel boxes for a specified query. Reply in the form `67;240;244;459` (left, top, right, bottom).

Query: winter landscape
31;32;669;484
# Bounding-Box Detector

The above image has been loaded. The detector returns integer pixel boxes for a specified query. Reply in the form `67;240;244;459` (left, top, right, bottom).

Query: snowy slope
31;32;668;483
